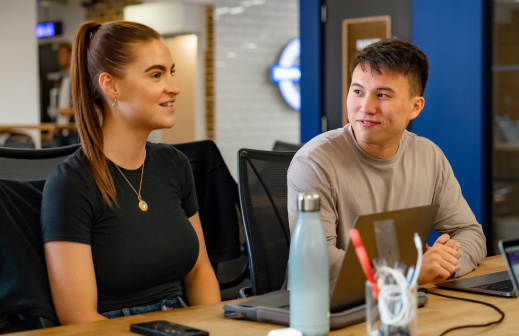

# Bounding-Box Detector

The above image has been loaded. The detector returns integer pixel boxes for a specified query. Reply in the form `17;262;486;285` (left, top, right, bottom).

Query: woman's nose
166;76;180;96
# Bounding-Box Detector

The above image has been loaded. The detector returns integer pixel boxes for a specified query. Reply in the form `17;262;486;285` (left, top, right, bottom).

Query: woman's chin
158;118;176;130
165;119;176;129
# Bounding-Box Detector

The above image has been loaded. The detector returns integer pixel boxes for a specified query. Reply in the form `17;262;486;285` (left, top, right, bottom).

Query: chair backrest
0;144;81;180
272;141;303;152
237;148;296;295
0;179;58;330
174;141;245;296
0;144;79;331
172;140;242;265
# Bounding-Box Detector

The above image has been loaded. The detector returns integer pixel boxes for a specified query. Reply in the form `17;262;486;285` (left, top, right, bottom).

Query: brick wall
86;0;141;22
214;0;300;178
206;5;215;141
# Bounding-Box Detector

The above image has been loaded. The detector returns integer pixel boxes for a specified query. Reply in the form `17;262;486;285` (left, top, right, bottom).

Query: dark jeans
101;297;187;319
54;131;79;147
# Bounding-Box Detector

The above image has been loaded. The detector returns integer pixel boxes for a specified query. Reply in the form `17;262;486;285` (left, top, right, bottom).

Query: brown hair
71;21;161;206
58;42;72;54
350;38;429;97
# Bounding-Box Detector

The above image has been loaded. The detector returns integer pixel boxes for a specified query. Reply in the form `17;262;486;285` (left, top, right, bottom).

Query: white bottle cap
267;328;303;336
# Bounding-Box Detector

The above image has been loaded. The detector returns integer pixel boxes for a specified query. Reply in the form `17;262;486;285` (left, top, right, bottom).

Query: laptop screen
505;245;519;286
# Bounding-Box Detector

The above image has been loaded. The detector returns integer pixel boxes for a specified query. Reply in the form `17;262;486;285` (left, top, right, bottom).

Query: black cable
419;288;505;336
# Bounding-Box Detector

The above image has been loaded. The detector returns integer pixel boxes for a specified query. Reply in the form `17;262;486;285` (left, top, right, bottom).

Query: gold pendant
139;199;148;212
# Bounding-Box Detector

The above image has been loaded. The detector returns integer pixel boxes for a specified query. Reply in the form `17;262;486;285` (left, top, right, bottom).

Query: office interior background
0;0;518;258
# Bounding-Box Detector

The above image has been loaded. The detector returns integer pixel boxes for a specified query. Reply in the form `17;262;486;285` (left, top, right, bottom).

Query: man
48;43;78;146
287;39;486;285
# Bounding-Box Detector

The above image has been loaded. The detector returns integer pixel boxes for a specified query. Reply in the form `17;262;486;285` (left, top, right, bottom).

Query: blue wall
412;0;489;236
300;0;321;143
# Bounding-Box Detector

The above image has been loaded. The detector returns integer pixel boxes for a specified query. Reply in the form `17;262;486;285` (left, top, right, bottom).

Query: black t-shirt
41;142;199;313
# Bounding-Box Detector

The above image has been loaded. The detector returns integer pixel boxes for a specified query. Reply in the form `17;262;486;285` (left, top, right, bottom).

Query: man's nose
360;95;377;114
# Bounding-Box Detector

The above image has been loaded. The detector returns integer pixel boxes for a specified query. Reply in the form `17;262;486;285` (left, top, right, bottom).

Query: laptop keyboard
472;280;514;292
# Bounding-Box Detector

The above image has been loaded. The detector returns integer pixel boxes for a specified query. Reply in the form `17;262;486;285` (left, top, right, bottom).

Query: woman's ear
98;72;117;99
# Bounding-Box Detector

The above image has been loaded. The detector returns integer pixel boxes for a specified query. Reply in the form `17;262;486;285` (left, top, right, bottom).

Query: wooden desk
0;124;76;132
17;256;519;336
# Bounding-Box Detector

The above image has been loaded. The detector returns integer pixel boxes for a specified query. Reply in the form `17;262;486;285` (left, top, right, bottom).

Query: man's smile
357;119;381;127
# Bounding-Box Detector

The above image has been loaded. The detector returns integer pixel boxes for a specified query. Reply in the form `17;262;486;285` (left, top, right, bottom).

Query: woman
41;21;221;325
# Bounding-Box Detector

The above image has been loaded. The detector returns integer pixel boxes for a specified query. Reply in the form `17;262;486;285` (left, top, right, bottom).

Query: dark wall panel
322;0;412;130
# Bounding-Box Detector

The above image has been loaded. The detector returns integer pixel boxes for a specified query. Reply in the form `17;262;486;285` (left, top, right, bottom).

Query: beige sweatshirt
287;124;487;282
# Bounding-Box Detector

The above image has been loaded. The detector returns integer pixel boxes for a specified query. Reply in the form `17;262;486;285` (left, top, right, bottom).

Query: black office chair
272;140;303;152
237;148;296;296
3;133;36;149
0;145;83;332
172;140;248;293
0;144;81;180
0;179;58;332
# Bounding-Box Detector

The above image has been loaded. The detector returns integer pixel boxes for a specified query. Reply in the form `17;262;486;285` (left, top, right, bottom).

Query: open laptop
435;237;519;298
223;204;439;329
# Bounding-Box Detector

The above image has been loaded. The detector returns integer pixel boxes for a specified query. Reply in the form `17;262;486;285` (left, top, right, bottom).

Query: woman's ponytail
71;21;117;206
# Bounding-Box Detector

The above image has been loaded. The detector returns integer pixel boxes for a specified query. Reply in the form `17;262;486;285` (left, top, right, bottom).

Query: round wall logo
271;38;300;111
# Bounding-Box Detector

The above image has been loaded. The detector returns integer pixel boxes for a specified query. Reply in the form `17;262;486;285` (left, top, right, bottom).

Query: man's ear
409;96;425;121
98;72;118;99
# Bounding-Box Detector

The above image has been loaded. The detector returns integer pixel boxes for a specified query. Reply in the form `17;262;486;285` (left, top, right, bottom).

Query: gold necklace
110;152;148;212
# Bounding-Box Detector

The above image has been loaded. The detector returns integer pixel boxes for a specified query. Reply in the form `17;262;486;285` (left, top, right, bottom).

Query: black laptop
223;205;438;329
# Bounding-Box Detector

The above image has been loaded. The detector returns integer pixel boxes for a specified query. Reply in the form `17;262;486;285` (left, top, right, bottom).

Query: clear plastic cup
365;281;417;336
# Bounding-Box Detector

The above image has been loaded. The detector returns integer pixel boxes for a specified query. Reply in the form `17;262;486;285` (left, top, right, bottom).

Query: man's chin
351;125;380;145
356;134;378;146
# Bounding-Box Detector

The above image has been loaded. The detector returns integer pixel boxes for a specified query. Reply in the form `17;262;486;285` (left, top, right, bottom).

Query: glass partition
492;0;519;254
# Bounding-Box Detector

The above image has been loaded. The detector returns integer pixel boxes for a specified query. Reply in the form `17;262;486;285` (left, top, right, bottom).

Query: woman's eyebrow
144;64;165;73
144;64;175;73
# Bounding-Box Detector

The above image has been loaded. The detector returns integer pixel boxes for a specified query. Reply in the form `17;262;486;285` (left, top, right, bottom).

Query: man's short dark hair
350;38;429;97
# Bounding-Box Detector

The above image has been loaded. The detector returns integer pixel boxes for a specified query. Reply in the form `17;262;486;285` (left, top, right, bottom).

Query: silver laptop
435;237;519;298
330;204;439;312
223;204;439;329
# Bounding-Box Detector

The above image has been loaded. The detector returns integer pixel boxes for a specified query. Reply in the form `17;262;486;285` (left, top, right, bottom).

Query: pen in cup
350;229;379;299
